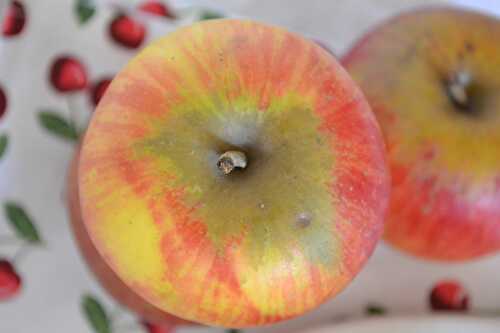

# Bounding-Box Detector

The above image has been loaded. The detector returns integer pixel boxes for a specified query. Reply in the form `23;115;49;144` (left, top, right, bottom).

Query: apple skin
79;19;389;327
67;147;191;326
343;7;500;261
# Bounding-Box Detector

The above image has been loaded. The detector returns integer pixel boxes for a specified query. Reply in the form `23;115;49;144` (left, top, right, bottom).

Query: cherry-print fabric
1;0;500;333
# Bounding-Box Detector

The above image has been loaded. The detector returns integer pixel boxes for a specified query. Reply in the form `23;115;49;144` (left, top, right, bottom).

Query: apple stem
217;150;247;175
448;71;470;110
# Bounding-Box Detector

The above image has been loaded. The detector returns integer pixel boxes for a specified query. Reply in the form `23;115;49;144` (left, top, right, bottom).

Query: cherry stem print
0;234;22;246
66;95;82;136
112;321;142;332
109;307;146;333
108;306;125;323
12;242;32;264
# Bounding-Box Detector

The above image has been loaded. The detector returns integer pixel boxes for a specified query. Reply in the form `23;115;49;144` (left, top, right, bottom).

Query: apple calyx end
217;150;247;175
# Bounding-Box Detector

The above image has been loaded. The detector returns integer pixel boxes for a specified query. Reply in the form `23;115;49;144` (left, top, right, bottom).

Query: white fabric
1;1;499;333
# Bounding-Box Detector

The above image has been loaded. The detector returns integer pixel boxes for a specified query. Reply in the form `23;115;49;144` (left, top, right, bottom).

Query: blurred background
1;0;500;332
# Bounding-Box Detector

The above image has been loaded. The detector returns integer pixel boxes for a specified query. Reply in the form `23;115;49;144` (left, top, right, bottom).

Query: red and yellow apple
76;19;389;327
68;148;190;326
343;7;500;261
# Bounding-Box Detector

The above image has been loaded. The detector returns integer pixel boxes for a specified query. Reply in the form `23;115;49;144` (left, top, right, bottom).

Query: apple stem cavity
217;150;248;175
447;71;471;111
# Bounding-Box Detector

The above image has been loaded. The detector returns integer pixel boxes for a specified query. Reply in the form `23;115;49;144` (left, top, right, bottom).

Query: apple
68;147;191;325
429;280;469;312
0;259;21;301
77;19;389;327
343;7;500;261
49;56;88;93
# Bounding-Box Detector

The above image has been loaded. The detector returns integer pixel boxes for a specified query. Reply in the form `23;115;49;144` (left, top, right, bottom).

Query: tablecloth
1;1;500;332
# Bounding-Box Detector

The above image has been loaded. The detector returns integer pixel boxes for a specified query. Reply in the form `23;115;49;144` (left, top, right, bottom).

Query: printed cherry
0;85;6;120
90;77;113;107
139;1;176;19
0;259;21;301
49;56;88;93
109;14;146;49
2;1;26;37
142;321;175;333
430;280;469;311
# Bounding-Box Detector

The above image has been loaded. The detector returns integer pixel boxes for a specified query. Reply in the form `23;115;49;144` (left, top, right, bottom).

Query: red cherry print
2;1;26;37
142;321;175;333
0;259;21;301
109;14;146;49
138;1;176;19
50;56;88;93
0;85;7;120
90;77;113;106
430;280;469;311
